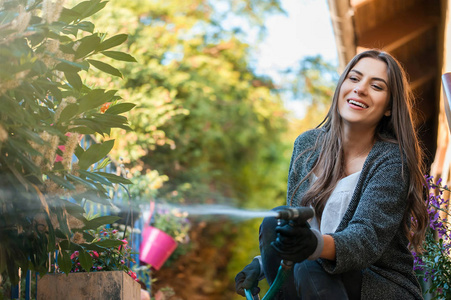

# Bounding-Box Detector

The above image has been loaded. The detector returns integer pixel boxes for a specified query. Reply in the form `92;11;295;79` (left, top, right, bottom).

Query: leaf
70;126;96;135
66;173;97;190
105;103;136;115
72;119;107;136
47;174;76;190
78;169;112;186
87;59;122;78
78;89;117;112
95;157;111;170
96;34;128;51
77;21;95;33
57;250;72;274
82;216;122;230
101;51;137;62
78;250;93;272
75;35;101;59
64;71;83;90
94;239;124;248
93;172;132;184
58;103;80;123
58;7;81;24
78;139;115;170
72;190;111;206
72;0;107;20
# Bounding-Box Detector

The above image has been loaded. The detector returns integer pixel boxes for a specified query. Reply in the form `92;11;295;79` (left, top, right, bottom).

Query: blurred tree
83;0;292;297
285;55;339;137
0;0;135;292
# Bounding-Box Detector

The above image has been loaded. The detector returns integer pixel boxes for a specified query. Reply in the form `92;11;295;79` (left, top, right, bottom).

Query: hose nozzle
275;207;314;224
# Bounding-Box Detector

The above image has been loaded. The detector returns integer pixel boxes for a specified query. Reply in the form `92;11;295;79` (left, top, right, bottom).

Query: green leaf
82;216;122;230
78;169;112;186
55;61;83;73
58;103;80;123
72;119;107;136
66;173;97;190
87;59;122;78
70;126;96;135
101;51;137;62
97;34;128;51
58;7;81;24
79;89;117;112
78;250;93;272
77;21;95;33
57;250;72;274
72;190;111;206
75;35;101;59
72;0;107;20
93;172;132;185
94;239;124;248
47;174;76;190
64;71;83;90
105;103;136;115
95;157;111;170
78;139;115;170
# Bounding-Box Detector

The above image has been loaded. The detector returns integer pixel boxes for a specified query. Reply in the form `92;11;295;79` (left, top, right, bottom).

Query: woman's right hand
234;258;261;297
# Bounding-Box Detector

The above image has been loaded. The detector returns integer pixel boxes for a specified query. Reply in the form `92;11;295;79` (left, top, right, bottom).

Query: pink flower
70;251;79;259
91;251;99;258
103;232;108;236
97;266;103;270
112;230;118;234
121;239;128;245
120;260;125;264
127;270;137;280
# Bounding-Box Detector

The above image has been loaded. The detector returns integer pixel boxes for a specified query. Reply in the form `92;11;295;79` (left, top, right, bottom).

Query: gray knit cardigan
287;129;423;300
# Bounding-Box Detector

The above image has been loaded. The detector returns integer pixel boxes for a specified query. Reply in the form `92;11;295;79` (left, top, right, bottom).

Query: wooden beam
356;4;439;53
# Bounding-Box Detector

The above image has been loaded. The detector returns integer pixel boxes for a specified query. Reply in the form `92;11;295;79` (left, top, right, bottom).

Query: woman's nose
353;85;366;95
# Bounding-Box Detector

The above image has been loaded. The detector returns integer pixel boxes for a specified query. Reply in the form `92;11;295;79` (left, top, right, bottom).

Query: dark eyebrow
349;69;388;86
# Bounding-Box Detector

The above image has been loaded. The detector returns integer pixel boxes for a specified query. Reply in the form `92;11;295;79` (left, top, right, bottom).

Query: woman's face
338;57;391;131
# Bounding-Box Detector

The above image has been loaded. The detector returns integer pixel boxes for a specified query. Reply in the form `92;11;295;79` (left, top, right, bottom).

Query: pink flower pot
139;226;177;270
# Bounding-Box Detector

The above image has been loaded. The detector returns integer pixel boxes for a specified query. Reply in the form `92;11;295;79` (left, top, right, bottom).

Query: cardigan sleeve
321;152;410;274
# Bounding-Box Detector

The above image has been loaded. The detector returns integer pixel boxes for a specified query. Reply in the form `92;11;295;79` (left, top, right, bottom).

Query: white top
309;171;361;234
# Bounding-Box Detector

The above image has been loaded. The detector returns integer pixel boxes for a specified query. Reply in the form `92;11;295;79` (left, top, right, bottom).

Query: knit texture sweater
287;129;423;300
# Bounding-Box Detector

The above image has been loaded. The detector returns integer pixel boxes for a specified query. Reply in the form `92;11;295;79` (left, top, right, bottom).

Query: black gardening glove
271;220;318;263
235;258;261;297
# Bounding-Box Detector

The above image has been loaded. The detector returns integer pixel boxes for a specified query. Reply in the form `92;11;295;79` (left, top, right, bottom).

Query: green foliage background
0;0;338;297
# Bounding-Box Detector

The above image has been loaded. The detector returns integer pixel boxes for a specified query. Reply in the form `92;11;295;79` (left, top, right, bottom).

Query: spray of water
0;188;277;223
157;203;278;221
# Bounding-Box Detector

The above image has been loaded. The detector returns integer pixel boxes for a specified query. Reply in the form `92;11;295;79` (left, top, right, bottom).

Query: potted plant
139;202;191;271
412;175;451;299
38;217;141;300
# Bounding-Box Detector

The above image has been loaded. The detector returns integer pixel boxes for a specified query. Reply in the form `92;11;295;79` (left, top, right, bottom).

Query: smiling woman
338;57;392;134
235;49;429;300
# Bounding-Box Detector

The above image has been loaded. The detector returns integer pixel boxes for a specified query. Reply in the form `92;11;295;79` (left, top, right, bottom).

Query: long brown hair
291;50;428;251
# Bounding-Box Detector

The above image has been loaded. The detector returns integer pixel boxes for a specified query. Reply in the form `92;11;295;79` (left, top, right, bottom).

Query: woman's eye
372;84;383;90
349;76;358;82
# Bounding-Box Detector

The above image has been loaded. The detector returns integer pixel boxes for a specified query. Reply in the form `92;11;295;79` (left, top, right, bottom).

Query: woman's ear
384;110;391;117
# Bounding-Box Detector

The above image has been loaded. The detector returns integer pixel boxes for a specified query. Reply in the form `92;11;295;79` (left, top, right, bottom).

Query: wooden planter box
37;271;140;300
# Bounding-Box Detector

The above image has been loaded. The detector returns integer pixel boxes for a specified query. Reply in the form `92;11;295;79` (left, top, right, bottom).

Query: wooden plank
356;4;439;53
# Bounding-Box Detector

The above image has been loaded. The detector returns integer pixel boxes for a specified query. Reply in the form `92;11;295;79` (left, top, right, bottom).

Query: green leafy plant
413;176;451;298
0;0;135;286
53;220;138;281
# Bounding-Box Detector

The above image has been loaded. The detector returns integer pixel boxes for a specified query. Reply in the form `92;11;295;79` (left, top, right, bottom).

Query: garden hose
243;207;313;300
244;260;293;300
